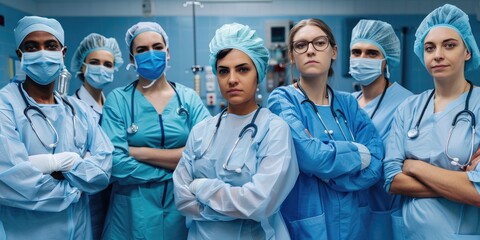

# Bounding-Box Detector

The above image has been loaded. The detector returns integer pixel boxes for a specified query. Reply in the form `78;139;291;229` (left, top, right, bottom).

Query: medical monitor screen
271;27;286;43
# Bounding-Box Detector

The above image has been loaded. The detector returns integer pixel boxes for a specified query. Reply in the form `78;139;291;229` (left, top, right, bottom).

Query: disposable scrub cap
414;4;480;72
14;16;64;48
350;19;401;69
209;23;270;83
70;33;124;74
125;22;169;53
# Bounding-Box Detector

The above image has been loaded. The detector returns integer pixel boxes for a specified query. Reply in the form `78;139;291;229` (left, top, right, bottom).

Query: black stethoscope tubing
355;78;389;119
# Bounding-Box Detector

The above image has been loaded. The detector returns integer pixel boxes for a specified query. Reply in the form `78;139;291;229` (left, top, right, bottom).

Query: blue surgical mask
134;50;167;81
349;58;384;86
21;50;65;85
83;64;115;90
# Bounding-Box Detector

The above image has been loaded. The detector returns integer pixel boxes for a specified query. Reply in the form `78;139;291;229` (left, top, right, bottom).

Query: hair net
14;16;64;48
70;33;124;74
350;19;400;69
125;22;169;53
414;4;480;72
209;23;270;83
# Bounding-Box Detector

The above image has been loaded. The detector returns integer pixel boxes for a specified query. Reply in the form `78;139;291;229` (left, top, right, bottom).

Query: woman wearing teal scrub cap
349;19;413;240
384;4;480;239
173;23;299;239
101;21;210;240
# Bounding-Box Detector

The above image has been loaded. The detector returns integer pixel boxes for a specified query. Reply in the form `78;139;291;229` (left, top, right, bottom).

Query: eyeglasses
292;36;330;54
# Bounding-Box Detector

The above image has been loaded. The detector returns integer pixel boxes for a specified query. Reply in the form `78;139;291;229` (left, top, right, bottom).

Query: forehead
293;25;327;41
217;49;253;66
424;27;462;43
21;31;59;45
85;50;114;61
132;31;165;47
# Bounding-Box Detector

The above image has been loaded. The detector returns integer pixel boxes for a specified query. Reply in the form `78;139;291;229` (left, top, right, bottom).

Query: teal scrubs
268;85;384;240
353;82;413;239
101;81;210;240
173;108;299;239
384;88;480;239
0;82;113;240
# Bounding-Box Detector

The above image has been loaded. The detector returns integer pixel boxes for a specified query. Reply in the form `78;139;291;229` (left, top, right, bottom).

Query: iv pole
183;1;204;94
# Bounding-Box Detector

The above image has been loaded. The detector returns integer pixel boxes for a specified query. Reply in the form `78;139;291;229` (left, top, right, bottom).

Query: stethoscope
407;80;475;169
126;80;189;134
297;81;355;141
355;78;389;119
18;83;82;153
197;107;262;173
75;88;103;124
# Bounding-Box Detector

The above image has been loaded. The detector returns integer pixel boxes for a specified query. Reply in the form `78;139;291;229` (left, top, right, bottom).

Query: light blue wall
3;3;480;113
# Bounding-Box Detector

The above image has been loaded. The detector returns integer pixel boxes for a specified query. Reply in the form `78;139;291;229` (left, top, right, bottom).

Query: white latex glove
189;178;209;194
352;142;371;170
53;152;80;172
29;154;57;174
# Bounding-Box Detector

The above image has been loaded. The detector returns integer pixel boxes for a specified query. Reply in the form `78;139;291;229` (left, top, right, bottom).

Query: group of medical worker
0;3;480;240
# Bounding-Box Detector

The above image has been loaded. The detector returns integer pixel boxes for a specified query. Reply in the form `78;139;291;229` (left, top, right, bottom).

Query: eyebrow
217;63;250;69
424;38;459;45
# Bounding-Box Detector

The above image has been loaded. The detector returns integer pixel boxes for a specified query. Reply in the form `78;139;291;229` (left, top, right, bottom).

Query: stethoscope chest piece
127;123;138;134
407;127;419;139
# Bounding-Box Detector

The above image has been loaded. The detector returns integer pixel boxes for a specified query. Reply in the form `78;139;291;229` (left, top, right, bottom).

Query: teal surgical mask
21;49;65;85
83;64;114;90
349;58;384;86
134;50;166;81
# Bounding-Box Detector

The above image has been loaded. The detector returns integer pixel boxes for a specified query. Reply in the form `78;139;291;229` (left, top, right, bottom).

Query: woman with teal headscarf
384;4;480;239
173;23;299;239
101;22;210;240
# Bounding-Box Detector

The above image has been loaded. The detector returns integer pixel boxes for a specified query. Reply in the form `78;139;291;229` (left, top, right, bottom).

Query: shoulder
390;82;414;96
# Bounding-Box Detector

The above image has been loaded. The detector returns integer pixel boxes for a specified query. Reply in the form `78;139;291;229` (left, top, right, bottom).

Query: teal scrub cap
70;33;123;74
125;22;169;53
14;16;64;48
414;4;480;72
209;23;270;83
350;19;400;69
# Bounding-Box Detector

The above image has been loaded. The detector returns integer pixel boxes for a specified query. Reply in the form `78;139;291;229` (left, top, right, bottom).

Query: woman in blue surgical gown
0;16;112;240
349;19;413;239
384;4;480;239
268;18;384;240
101;22;210;240
173;23;299;240
70;32;123;240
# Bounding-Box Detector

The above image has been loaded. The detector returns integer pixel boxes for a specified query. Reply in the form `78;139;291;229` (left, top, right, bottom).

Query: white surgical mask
21;49;65;85
349;58;384;86
83;64;114;90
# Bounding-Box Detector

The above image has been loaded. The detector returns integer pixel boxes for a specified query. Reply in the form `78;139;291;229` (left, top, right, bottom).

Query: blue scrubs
384;88;480;239
268;85;384;240
353;82;413;239
173;108;299;239
72;85;110;240
101;81;210;240
0;82;113;240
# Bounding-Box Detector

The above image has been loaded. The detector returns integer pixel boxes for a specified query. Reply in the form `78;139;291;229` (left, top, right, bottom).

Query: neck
299;75;328;105
228;100;258;115
24;78;55;104
84;83;103;106
434;76;467;99
360;77;389;102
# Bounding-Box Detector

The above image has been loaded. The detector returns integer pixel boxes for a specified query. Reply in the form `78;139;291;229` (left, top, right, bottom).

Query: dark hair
288;18;337;78
215;48;233;69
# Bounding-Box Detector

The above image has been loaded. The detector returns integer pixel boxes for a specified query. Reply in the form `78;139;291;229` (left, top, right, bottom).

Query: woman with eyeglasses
384;4;480;239
268;18;384;239
173;23;298;239
101;22;210;240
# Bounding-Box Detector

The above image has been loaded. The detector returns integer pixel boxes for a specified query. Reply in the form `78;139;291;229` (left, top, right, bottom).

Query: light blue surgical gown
0;82;113;240
384;88;480;240
268;85;384;240
101;81;210;240
353;82;413;240
72;85;110;240
173;108;299;240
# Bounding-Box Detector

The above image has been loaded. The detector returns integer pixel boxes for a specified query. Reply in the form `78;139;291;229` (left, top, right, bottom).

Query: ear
129;54;135;64
465;49;472;61
16;49;22;59
331;45;338;60
166;48;171;61
62;46;67;56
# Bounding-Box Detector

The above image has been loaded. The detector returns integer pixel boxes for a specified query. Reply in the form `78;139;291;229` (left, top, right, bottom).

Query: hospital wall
1;2;480;112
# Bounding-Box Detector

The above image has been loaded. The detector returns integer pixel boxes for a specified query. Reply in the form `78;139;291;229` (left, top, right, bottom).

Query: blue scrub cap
209;23;270;83
414;4;480;72
70;33;124;74
125;22;169;53
350;19;400;69
14;16;64;48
